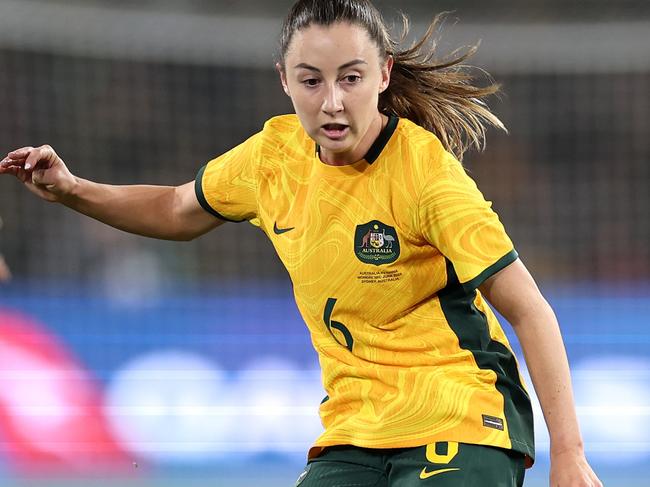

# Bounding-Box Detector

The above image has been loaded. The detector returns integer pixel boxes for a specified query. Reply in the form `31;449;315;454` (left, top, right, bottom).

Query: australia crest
354;220;400;265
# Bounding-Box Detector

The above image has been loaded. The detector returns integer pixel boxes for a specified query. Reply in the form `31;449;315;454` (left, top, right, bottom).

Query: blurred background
0;0;648;486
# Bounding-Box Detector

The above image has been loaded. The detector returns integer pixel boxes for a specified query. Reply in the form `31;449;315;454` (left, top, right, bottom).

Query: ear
276;62;291;97
379;55;393;94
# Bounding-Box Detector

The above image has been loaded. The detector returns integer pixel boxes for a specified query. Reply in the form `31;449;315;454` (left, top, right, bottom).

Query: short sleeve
195;132;261;223
419;152;517;291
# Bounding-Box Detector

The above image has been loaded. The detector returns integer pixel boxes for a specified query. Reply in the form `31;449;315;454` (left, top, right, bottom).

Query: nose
321;82;344;115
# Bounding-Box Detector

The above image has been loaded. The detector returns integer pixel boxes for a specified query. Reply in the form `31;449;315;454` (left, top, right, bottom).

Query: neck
320;113;388;166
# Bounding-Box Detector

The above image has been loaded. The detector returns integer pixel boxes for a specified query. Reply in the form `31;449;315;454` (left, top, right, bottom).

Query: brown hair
279;0;506;160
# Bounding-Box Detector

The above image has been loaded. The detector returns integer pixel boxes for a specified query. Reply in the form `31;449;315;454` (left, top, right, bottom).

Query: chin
318;138;352;153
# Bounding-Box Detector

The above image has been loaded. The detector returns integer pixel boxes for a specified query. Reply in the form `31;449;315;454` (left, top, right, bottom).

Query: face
278;22;392;165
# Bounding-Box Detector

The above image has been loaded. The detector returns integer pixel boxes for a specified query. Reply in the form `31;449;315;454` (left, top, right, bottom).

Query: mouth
321;123;350;140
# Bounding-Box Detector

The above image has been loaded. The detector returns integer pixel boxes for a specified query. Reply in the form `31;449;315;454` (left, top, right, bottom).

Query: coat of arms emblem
354;220;400;265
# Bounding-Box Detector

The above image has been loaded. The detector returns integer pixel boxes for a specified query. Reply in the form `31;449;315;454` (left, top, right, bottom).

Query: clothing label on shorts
482;414;505;431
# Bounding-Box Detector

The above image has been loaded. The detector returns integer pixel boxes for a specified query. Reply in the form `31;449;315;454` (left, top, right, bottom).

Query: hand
550;448;603;487
0;145;77;202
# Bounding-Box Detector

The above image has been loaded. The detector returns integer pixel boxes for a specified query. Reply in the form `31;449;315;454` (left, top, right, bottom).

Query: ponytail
380;14;506;160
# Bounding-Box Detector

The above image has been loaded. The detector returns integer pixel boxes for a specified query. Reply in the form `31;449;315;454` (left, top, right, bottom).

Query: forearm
511;301;584;456
2;145;219;240
62;177;187;240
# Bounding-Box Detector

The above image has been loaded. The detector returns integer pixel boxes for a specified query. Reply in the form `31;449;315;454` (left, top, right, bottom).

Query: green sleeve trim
462;249;519;292
194;164;246;223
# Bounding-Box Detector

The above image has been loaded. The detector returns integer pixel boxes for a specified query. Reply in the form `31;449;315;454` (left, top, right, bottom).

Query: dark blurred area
0;0;647;288
33;0;650;21
0;54;294;286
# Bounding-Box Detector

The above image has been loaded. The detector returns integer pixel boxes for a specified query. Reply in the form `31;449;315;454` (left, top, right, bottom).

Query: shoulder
263;114;302;134
238;114;311;167
393;117;453;177
259;114;309;153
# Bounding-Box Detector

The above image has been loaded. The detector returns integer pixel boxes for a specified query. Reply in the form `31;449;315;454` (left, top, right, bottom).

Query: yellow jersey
195;114;534;462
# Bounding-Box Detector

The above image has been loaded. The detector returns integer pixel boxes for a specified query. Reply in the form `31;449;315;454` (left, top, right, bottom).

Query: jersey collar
363;114;399;164
315;114;399;165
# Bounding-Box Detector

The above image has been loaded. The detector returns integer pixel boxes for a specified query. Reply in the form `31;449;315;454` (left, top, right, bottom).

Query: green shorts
295;442;525;487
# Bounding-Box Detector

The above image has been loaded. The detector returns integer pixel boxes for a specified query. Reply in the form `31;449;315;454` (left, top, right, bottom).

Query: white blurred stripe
0;0;649;72
577;406;650;416
465;22;650;73
580;442;650;453
0;0;278;67
534;441;650;453
104;405;319;416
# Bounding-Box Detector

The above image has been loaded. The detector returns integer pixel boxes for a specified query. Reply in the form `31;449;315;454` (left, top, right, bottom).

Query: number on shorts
425;442;459;464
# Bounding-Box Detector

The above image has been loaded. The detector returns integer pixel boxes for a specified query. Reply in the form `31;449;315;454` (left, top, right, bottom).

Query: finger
24;145;54;171
1;156;27;166
1;156;26;168
2;152;30;169
7;147;34;158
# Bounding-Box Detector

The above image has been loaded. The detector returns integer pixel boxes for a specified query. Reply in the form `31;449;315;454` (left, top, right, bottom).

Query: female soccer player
1;0;602;485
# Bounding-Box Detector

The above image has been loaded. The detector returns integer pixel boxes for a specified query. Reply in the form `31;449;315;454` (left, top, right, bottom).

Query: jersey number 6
323;298;354;352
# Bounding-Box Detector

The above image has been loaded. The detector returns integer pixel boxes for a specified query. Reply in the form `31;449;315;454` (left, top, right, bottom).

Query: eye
302;78;321;87
342;75;361;84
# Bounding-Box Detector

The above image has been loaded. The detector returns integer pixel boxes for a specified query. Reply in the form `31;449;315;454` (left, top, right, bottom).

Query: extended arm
479;259;602;487
62;179;221;241
1;145;222;241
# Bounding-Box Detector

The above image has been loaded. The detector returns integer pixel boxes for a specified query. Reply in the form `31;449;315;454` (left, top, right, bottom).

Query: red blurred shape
0;308;129;472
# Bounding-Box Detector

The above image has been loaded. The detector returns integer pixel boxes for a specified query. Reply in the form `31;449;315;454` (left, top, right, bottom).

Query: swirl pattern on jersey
196;115;534;462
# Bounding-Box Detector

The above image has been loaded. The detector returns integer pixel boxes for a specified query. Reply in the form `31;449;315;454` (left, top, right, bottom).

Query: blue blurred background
0;1;648;486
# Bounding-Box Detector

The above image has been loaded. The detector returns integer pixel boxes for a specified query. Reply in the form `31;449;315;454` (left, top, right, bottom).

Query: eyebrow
293;59;368;72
